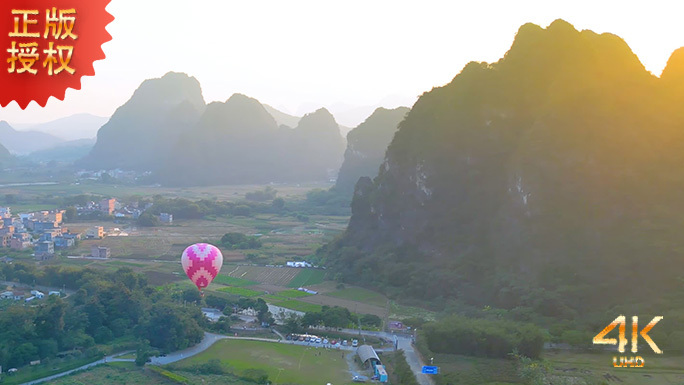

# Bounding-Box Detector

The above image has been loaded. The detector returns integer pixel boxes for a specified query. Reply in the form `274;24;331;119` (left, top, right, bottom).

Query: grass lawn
271;299;323;313
287;269;327;288
326;287;387;307
213;274;258;287
170;339;354;385
0;357;101;385
216;286;263;297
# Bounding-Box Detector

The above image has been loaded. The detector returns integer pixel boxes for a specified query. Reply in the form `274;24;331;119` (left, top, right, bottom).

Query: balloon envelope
181;243;223;290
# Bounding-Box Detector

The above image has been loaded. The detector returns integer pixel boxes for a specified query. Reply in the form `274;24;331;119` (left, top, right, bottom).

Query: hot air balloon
181;243;223;295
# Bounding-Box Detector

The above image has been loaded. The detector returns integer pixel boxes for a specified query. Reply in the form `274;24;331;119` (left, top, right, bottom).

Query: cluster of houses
0;196;173;261
0;207;80;260
76;197;142;219
0;289;60;302
75;198;172;223
75;169;152;184
0;207;111;260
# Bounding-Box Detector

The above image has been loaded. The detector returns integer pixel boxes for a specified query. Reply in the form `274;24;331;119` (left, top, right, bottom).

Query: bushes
147;365;190;384
386;351;419;385
245;187;277;202
221;233;262;249
422;315;545;359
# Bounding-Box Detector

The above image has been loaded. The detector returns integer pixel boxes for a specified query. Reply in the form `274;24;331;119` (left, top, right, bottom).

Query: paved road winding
22;329;433;385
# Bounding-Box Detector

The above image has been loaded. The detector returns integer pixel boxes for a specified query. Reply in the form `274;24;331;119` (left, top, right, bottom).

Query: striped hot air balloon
181;243;223;293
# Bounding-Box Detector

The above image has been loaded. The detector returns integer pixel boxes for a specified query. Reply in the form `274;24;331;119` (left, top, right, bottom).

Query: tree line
0;264;206;369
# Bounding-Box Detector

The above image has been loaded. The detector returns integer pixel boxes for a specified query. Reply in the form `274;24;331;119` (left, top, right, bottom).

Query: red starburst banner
0;0;113;109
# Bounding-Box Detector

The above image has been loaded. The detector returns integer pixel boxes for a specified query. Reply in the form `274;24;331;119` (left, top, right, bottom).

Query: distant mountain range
28;138;96;163
81;72;346;185
13;114;108;141
0;121;64;155
0;141;10;160
158;95;345;186
263;104;301;128
334;107;409;194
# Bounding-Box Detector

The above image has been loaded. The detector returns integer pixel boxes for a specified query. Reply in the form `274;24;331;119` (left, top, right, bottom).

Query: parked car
323;339;329;344
342;340;348;346
330;339;337;345
352;375;366;383
352;339;359;347
316;338;322;343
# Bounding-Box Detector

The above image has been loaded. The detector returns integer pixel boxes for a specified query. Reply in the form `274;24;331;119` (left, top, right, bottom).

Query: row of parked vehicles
285;334;359;347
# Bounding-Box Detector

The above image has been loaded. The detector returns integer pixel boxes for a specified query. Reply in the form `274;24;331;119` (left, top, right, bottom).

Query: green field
0;357;101;385
48;363;174;385
270;299;323;313
326;287;387;307
287;269;327;288
213;274;258;287
216;286;263;297
171;339;354;385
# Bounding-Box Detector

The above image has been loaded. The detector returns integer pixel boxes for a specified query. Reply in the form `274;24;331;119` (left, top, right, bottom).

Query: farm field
1;181;331;202
223;265;302;286
170;339;355;385
217;286;264;297
49;212;346;288
287;269;328;288
49;363;174;385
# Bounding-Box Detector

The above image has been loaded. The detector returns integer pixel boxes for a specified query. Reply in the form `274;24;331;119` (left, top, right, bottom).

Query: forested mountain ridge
80;73;346;185
322;20;684;317
158;96;345;186
334;107;410;194
80;72;206;171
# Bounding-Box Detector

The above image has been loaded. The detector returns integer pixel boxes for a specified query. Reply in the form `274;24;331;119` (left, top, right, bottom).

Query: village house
35;241;55;260
86;226;104;239
91;245;111;259
10;234;32;251
159;213;173;224
1;233;11;247
99;199;116;215
0;225;14;236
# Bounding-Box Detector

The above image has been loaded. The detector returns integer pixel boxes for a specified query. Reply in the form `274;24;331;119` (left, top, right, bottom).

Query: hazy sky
1;0;684;126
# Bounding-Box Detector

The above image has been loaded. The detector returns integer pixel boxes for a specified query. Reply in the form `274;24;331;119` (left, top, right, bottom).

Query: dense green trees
0;264;206;369
136;212;159;227
221;233;262;249
422;315;545;359
245;187;277;202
